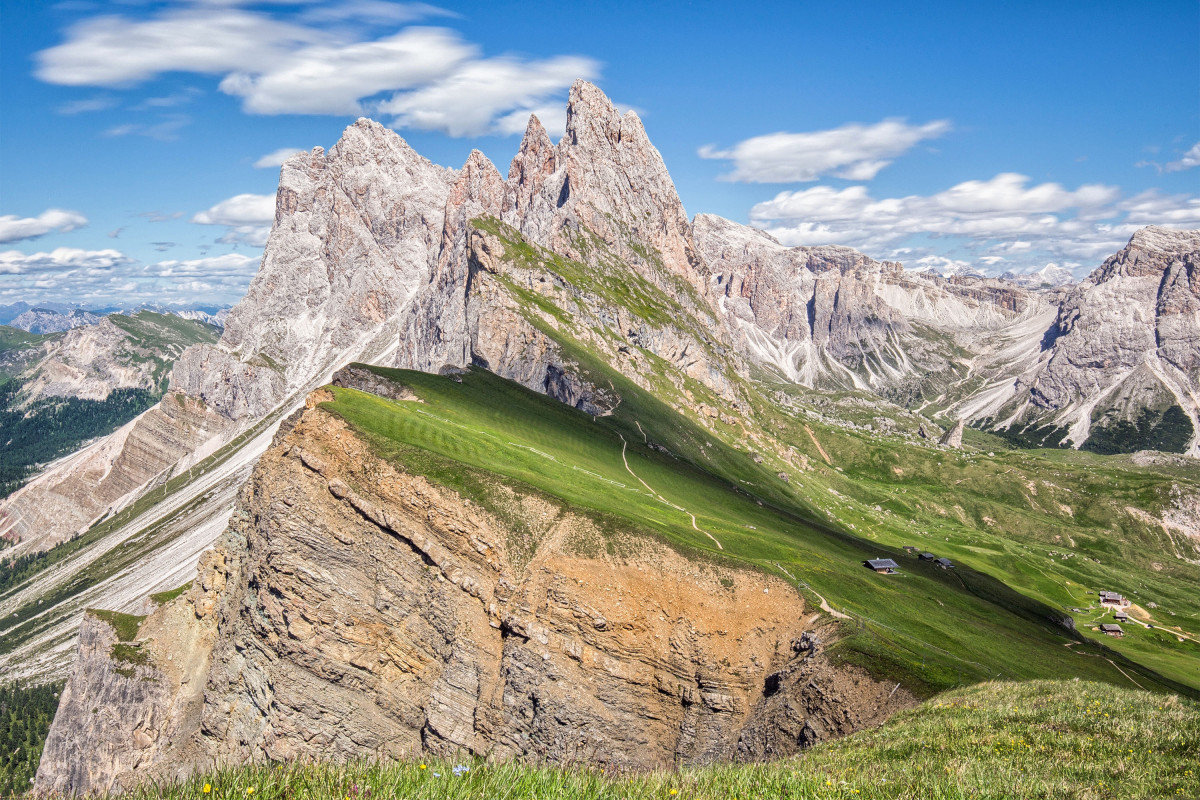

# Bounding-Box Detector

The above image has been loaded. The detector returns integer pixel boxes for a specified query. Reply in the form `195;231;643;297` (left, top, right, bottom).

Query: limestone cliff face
172;119;456;421
34;592;219;797
36;398;912;795
690;213;1036;392
394;83;736;412
960;227;1200;454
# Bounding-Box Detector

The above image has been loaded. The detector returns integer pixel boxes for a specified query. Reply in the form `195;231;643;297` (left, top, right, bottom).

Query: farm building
1114;610;1129;622
865;558;900;574
1099;591;1130;608
918;552;935;561
903;546;918;554
934;557;954;569
1099;623;1124;638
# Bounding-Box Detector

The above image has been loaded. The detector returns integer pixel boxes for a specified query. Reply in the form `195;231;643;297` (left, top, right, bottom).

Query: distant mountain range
0;302;231;331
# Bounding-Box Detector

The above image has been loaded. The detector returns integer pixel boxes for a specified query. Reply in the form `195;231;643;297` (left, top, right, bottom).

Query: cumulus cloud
699;119;951;183
1164;142;1200;172
35;9;594;137
220;27;473;115
254;147;307;168
377;54;598;137
0;247;132;274
0;248;258;307
191;193;276;246
0;209;89;243
36;10;321;86
747;173;1160;268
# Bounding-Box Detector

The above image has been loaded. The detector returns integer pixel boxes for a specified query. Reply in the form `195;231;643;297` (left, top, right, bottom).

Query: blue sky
1;0;1197;307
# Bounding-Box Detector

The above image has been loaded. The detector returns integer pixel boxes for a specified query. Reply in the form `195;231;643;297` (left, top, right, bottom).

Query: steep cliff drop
35;383;912;796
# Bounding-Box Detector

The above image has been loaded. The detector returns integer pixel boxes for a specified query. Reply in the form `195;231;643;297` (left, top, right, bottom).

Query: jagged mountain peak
508;114;555;179
1090;225;1200;283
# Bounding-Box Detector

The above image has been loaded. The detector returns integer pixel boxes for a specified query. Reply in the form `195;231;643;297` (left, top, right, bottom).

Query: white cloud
377;55;597;137
299;1;455;25
1164;142;1200;173
747;173;1159;269
35;9;596;137
221;27;473;115
0;209;89;243
57;95;116;114
191;193;276;246
103;114;190;141
144;252;259;278
253;147;307;168
0;247;132;274
35;9;321;86
1119;189;1200;227
698;118;951;183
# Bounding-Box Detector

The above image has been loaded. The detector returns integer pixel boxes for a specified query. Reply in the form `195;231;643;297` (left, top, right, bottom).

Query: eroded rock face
173;120;456;421
691;213;1033;391
0;393;234;556
36;403;912;794
989;227;1200;453
34;564;223;797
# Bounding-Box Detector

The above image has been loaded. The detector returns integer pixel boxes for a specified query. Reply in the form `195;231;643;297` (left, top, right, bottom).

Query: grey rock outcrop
172;119;456;421
939;419;965;449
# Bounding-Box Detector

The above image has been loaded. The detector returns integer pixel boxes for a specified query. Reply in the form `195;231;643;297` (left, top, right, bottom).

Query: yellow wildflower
419;764;427;770
203;785;211;794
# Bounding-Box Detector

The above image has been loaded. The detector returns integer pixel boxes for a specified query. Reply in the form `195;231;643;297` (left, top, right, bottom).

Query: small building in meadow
918;552;935;561
865;558;899;574
1099;591;1130;608
1100;623;1124;638
1114;610;1129;622
903;546;918;554
934;557;954;569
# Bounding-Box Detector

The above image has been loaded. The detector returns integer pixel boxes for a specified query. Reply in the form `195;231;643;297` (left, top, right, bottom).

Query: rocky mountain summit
11;83;1195;562
1000;263;1077;288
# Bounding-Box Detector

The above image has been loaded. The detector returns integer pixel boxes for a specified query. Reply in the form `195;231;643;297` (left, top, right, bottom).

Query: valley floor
57;680;1198;800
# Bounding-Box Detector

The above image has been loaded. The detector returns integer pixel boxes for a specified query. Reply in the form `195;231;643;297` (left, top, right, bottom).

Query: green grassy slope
322;365;1193;699
97;680;1200;800
449;220;1200;696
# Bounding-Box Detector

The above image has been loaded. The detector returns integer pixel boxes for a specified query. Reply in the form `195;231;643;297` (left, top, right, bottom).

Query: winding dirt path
796;581;850;620
618;433;723;550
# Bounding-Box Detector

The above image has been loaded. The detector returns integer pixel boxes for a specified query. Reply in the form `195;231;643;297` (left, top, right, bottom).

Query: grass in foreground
100;681;1199;800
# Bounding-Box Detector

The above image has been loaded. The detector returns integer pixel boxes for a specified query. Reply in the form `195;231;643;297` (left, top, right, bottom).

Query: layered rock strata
36;396;912;795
